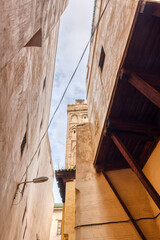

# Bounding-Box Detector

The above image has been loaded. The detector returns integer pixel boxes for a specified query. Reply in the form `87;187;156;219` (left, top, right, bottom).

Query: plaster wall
64;181;75;240
143;141;160;231
86;0;140;163
75;123;160;239
0;0;67;236
0;0;68;71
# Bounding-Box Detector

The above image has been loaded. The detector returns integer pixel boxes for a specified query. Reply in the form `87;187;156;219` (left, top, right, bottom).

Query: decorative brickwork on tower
65;100;88;168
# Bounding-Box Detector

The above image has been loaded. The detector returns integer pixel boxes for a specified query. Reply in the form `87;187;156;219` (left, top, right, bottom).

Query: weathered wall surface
75;123;160;239
86;0;140;163
0;0;68;238
0;0;68;71
143;141;160;231
63;181;75;240
0;22;58;239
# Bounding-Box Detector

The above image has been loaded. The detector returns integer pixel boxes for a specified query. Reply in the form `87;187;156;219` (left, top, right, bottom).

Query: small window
43;77;46;90
21;133;27;155
71;114;78;123
57;220;62;236
36;233;40;240
25;28;42;47
73;130;76;134
40;118;43;129
99;47;105;72
22;205;27;223
23;224;27;239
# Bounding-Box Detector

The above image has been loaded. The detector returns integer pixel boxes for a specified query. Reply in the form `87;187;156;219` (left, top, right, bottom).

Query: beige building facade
50;204;63;240
0;1;68;239
75;0;160;239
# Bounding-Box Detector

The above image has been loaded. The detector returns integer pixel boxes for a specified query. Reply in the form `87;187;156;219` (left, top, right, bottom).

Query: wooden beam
110;119;160;138
128;73;160;108
111;133;160;210
103;172;146;240
153;3;160;18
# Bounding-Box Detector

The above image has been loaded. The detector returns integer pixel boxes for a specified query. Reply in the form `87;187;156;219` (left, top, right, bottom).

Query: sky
48;0;95;203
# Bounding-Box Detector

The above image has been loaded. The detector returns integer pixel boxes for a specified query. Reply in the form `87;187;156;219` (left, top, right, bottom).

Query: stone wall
86;0;140;163
0;0;68;239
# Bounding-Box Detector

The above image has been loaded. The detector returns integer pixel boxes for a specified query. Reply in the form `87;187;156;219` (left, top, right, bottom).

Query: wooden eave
94;1;160;172
55;169;76;203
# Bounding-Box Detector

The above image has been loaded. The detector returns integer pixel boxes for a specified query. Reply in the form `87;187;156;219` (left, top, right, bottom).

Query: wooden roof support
110;119;160;137
111;133;160;210
153;3;160;18
128;73;160;108
103;172;146;240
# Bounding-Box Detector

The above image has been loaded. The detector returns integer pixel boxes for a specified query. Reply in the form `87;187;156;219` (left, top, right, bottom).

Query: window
23;224;27;239
83;115;88;120
57;220;62;236
22;206;27;223
25;28;42;47
99;47;105;72
71;114;78;123
21;132;27;155
43;77;46;90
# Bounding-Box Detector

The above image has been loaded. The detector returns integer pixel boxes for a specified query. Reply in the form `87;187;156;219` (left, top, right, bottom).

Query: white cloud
48;0;95;203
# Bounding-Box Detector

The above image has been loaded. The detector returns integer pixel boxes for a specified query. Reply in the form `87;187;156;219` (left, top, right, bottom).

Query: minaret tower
65;100;88;168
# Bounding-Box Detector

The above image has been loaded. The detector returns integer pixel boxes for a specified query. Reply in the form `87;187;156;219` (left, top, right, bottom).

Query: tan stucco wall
143;141;160;231
0;0;68;238
63;181;75;240
75;123;160;239
86;0;140;163
143;141;160;197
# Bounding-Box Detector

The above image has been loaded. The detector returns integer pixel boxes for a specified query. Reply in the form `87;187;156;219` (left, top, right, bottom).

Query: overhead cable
20;0;111;182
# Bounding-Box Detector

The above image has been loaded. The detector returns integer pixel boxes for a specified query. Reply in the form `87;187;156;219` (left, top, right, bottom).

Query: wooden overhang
94;1;160;172
55;169;76;203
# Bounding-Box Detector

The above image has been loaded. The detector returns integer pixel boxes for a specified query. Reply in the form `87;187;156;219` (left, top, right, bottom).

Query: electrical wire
75;212;160;229
20;0;111;182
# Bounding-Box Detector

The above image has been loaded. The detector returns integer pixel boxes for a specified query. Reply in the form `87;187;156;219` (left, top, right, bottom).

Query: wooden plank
153;3;160;18
110;119;160;137
111;133;160;210
128;73;160;108
103;172;146;240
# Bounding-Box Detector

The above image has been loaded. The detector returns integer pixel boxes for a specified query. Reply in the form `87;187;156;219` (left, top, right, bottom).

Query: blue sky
48;0;95;203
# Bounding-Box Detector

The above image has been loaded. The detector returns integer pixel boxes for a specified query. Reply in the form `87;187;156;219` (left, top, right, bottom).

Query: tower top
67;99;87;112
75;99;85;105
